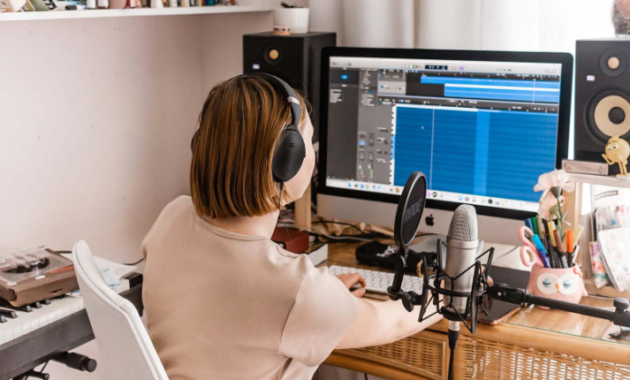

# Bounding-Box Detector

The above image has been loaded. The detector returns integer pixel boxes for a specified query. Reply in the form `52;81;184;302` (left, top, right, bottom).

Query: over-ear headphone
191;74;306;184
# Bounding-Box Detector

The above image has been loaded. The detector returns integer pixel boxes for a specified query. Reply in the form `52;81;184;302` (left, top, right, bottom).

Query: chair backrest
73;240;169;380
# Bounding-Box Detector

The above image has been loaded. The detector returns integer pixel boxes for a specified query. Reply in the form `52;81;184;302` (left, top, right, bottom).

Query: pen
554;230;567;268
530;217;538;236
525;218;534;231
554;230;564;252
547;221;557;247
566;230;575;266
539;231;549;254
542;221;552;266
532;235;551;268
536;215;545;241
566;230;574;253
547;221;558;267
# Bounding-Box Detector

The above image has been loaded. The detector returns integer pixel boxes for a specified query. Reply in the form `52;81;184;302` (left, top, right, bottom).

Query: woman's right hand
336;273;367;298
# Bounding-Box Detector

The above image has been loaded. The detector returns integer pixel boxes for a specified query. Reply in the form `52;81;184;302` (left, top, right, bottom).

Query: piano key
0;296;85;348
0;299;33;313
0;308;17;319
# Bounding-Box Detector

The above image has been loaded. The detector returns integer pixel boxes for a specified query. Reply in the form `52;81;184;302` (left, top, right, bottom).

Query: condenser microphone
443;204;478;316
442;204;478;379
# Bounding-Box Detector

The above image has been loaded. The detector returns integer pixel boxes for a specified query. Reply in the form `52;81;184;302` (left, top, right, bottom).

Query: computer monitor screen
319;48;572;221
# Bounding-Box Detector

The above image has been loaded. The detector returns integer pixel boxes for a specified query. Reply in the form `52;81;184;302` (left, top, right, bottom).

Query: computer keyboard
328;265;423;295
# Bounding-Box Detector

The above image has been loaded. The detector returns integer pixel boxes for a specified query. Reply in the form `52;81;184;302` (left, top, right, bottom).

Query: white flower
538;191;558;219
534;169;575;193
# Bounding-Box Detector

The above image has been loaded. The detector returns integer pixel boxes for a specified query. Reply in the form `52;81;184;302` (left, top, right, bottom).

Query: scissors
518;226;544;267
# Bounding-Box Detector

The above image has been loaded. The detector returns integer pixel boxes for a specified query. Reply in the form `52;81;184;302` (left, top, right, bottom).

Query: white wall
0;16;202;262
0;10;273;264
0;9;273;379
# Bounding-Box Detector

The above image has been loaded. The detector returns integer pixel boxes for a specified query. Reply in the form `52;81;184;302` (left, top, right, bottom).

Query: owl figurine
526;265;588;306
602;135;630;178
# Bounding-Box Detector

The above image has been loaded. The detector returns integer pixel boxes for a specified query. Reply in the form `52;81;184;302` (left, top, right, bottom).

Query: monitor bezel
317;47;573;221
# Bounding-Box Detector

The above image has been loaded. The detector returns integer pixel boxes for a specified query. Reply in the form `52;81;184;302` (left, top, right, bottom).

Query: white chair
73;240;169;380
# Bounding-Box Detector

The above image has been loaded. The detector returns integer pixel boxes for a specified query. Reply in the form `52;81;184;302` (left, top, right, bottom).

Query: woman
142;74;441;380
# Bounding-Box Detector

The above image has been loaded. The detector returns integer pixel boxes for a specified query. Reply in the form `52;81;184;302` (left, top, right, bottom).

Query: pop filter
389;172;427;307
394;171;427;252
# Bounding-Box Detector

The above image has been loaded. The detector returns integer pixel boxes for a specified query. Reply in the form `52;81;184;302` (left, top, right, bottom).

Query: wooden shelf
0;4;271;21
569;172;630;189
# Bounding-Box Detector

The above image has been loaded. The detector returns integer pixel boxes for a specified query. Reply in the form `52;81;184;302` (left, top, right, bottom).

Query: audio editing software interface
325;56;563;212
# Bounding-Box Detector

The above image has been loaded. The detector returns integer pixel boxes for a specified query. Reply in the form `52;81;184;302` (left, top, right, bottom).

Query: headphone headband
256;73;302;131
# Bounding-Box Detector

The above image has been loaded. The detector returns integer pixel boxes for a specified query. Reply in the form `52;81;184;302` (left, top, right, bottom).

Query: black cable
290;226;438;244
48;247;144;266
312;220;366;235
447;328;459;380
364;373;369;380
312;221;437;239
494;246;519;260
283;219;376;238
122;258;145;266
298;230;375;243
448;348;455;380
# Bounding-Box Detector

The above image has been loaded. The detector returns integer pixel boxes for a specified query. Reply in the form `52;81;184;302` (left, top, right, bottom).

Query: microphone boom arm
487;284;630;328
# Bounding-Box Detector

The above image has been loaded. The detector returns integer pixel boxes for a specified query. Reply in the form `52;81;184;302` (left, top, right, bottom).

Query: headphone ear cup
272;127;306;183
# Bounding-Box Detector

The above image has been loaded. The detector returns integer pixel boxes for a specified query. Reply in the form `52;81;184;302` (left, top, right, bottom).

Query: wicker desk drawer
456;336;630;380
333;331;448;380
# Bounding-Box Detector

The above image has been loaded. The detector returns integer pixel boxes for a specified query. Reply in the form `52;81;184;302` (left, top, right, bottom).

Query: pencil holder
526;264;588;308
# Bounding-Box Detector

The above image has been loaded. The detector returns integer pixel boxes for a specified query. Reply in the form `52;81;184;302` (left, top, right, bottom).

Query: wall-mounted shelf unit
569;172;630;189
0;4;271;21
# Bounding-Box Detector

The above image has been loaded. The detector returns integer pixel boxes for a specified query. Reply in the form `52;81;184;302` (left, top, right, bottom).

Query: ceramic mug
526;264;588;307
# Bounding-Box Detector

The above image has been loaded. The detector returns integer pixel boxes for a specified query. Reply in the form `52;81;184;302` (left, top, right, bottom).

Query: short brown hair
190;75;308;219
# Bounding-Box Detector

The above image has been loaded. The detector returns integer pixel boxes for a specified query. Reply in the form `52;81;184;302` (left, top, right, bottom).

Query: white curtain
310;0;616;52
310;0;416;48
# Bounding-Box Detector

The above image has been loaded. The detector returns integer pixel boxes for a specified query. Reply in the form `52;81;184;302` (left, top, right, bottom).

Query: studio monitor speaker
575;38;630;174
243;32;336;142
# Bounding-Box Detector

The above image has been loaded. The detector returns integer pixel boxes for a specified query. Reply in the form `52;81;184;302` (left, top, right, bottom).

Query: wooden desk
323;242;630;380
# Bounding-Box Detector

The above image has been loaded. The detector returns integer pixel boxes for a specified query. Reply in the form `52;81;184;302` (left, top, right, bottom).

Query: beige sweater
142;196;358;380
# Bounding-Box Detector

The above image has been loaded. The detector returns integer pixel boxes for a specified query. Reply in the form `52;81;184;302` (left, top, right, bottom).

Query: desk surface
325;241;630;365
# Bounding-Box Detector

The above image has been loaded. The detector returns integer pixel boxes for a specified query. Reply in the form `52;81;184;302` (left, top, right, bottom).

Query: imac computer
317;48;573;246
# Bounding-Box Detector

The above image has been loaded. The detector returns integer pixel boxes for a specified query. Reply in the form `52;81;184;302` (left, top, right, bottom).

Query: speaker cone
586;90;630;142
